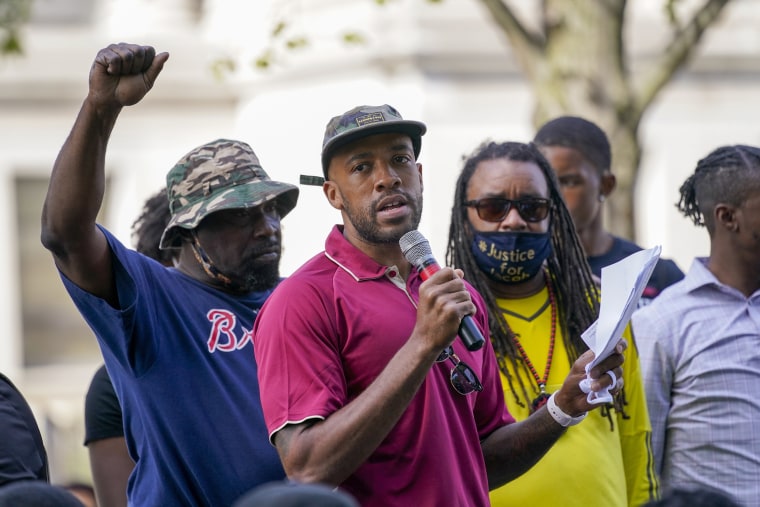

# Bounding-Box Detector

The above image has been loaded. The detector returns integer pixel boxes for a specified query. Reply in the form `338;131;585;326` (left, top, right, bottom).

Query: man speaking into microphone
253;104;625;507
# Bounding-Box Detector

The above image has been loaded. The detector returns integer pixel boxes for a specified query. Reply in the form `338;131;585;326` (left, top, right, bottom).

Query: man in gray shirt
633;145;760;507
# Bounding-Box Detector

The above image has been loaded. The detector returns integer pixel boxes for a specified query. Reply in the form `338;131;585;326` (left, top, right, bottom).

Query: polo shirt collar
324;225;395;281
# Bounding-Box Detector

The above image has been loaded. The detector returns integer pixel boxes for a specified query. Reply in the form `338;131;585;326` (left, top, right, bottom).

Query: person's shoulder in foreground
0;372;49;487
233;481;359;507
0;480;85;507
60;482;96;507
641;486;742;507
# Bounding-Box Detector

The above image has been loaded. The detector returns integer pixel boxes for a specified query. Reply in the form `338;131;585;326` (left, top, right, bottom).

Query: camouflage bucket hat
159;139;299;249
320;104;427;179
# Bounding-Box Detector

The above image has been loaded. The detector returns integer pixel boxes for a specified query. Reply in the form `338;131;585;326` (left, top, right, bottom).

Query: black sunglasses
464;197;551;223
436;346;483;395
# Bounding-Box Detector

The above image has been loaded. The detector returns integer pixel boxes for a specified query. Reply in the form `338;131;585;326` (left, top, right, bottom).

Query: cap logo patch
356;112;385;126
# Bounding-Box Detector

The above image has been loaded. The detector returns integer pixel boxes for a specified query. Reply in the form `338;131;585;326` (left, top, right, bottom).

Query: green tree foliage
476;0;731;238
0;0;31;55
252;0;733;240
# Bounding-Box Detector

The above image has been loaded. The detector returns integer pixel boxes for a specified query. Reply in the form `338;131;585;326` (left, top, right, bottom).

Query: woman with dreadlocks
446;141;657;507
632;145;760;507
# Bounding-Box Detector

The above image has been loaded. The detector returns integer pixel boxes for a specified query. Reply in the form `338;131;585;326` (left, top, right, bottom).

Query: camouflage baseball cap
159;139;299;249
321;104;427;179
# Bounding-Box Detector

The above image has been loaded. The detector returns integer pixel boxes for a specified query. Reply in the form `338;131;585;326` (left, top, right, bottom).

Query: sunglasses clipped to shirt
464;197;551;223
436;346;483;395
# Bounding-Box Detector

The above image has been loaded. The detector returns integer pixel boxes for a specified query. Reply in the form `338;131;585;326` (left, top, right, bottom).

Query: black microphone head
399;230;432;267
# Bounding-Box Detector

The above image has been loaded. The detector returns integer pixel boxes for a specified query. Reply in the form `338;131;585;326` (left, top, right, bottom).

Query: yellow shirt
489;288;658;507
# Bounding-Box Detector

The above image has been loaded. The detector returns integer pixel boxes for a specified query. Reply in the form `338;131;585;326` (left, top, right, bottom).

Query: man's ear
417;162;423;191
715;203;738;232
600;170;616;198
323;180;343;211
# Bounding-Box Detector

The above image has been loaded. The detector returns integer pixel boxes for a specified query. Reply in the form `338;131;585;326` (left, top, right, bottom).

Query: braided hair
677;145;760;233
131;189;174;266
446;141;625;422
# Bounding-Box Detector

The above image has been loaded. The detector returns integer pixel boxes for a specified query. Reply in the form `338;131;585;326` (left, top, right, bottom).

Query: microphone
399;230;485;351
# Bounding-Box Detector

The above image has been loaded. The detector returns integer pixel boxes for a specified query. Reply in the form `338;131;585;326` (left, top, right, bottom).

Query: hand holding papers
579;246;662;404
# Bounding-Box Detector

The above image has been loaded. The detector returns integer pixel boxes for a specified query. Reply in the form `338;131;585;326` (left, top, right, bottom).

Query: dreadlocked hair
446;141;625;426
677;145;760;234
131;189;174;265
533;116;611;174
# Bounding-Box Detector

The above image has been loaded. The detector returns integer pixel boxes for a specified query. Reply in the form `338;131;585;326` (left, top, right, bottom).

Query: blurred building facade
0;0;758;483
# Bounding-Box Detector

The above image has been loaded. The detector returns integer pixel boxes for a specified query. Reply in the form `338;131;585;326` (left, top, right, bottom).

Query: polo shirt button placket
385;266;407;290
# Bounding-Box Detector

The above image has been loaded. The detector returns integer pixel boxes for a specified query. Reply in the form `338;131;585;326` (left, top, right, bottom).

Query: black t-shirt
83;364;124;445
0;372;49;486
587;236;685;306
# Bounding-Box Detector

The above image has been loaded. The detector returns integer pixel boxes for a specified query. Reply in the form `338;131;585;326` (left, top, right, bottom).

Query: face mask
471;231;552;284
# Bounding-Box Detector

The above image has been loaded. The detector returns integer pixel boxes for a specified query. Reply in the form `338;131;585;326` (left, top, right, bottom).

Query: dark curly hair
131;189;174;265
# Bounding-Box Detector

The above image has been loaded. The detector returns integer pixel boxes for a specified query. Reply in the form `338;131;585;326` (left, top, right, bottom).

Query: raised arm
40;43;169;305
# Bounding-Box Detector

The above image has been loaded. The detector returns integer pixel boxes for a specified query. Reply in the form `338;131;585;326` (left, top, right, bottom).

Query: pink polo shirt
254;225;513;507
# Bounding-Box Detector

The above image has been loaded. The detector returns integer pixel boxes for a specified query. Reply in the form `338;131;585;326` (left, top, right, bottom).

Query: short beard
342;191;423;244
236;262;280;293
190;234;281;294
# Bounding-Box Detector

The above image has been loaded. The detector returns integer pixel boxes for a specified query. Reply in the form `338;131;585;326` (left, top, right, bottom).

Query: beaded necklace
509;269;557;413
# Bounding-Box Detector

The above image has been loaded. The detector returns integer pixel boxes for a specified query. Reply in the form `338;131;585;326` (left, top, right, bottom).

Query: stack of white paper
579;245;662;403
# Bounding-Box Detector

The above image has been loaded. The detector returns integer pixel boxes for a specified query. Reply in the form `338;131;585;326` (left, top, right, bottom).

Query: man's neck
488;271;546;299
577;226;614;258
707;248;760;297
341;227;412;279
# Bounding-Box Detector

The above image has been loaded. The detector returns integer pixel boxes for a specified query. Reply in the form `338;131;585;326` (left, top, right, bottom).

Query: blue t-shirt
61;227;284;507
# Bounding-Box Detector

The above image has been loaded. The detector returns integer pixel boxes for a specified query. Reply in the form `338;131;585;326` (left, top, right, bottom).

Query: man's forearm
43;97;120;244
481;407;566;489
276;338;439;486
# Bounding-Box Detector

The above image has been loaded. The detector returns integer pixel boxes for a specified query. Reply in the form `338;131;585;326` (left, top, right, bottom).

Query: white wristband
547;392;587;427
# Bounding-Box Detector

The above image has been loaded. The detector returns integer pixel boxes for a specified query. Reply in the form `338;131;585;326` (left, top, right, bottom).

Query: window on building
17;175;107;367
